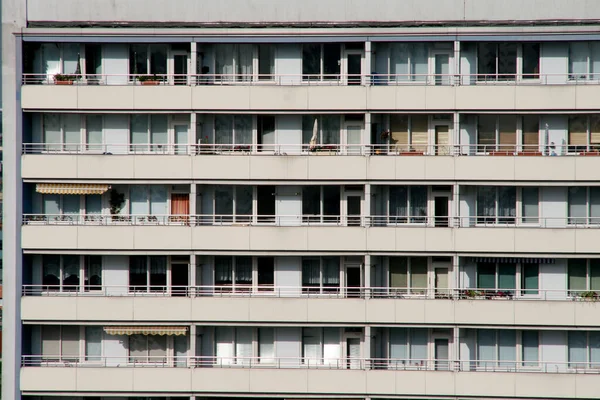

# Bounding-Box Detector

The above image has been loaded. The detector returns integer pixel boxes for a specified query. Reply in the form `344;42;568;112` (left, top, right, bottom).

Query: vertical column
190;253;197;297
3;5;26;398
453;111;460;156
453;40;461;86
453;182;460;227
364;41;372;86
189;324;197;367
364;326;372;369
190;42;198;85
364;112;372;155
364;254;371;298
190;112;197;154
364;183;371;227
453;326;460;371
190;182;197;223
453;254;460;296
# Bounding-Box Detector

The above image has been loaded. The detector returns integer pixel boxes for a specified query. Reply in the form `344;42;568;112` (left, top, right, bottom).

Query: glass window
477;43;497;80
302;44;320;79
85;255;102;291
130;185;149;215
521;264;539;295
498;330;516;367
235;256;252;286
235;186;253;220
568;259;587;294
130;114;148;151
42;255;61;290
389;257;408;290
477;262;496;289
409;328;428;364
303;327;322;364
476;187;495;224
150;115;168;149
149;185;168;217
497;43;517;80
477;329;496;367
390;43;410;82
522;115;539;152
568;331;587;367
389;328;408;360
234;115;252;145
389;186;408;222
568;187;587;224
498;187;516;224
129;255;148;292
215;186;234;220
43;114;62;150
148;335;167;362
323;186;340;218
130;45;148;75
61;326;80;361
258;328;275;363
63;114;81;152
522;330;539;366
409;186;427;223
591;259;600;291
149;45;167;75
258;44;275;80
522;43;540;79
498;115;517;151
410;257;427;294
590;331;600;368
215;256;233;286
568;115;587;152
85;195;102;215
302;258;320;288
477;115;496;152
235;327;253;364
411;44;428;82
43;194;60;216
42;325;60;360
522;187;539;223
257;257;274;287
62;43;80;75
322;43;341;80
322;257;340;288
590;187;600;224
85;327;102;361
149;256;167;291
569;42;590;79
236;45;253;81
86;115;103;151
321;115;340;145
498;264;516;291
62;255;80;291
302;186;321;218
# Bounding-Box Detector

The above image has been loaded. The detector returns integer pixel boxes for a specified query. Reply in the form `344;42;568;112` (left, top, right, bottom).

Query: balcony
20;286;600;327
20;73;600;111
21;143;600;182
19;356;600;398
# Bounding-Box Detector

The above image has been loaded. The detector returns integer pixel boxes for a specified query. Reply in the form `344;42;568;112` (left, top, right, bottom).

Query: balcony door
431;50;452;85
344;50;363;85
171;193;190;224
434;338;449;370
434;124;451;155
171;51;189;85
344;121;363;155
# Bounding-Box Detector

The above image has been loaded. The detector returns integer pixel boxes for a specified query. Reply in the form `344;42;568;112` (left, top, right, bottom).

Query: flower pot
489;151;514;156
517;151;543;156
55;80;74;85
141;80;160;86
580;151;600;156
399;151;425;156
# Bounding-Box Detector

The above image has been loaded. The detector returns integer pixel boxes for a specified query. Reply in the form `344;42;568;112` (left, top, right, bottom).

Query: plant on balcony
137;74;163;85
462;289;483;299
109;189;126;221
580;291;599;301
310;144;337;153
233;145;252;152
54;74;78;85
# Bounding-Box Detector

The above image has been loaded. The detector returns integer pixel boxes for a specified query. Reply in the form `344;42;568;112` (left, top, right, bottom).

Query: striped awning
36;183;110;195
103;326;188;336
470;257;555;264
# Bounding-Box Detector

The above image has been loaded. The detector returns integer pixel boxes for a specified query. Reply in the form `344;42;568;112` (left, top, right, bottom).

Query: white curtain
63;114;81;152
303;327;322;366
43;114;61;151
85;327;102;361
390;43;410;82
322;328;341;366
216;327;235;365
236;327;253;365
259;328;275;364
237;44;253;81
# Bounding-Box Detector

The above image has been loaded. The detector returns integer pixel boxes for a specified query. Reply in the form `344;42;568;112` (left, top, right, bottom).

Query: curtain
389;186;408;222
390;43;410;82
235;327;253;365
149;256;167;291
62;255;80;290
85;327;102;361
216;44;234;81
477;329;496;367
410;115;428;152
521;264;539;295
215;115;233;145
522;331;539;366
323;328;341;366
259;328;275;363
129;256;148;291
409;329;427;365
303;327;321;365
42;255;61;288
235;256;252;285
130;114;148;151
63;114;80;152
409;186;427;223
569;42;589;79
389;328;408;361
568;331;587;367
389;257;408;289
234;115;252;145
150;115;168;150
215;256;233;285
322;257;340;286
43;114;62;151
302;258;320;286
498;330;516;367
236;44;253;82
149;185;168;217
409;258;427;294
85;255;102;290
568;259;587;292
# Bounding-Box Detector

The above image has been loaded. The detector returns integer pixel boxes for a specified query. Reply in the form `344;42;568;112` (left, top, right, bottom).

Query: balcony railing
22;143;599;157
21;73;600;87
20;285;599;301
22;214;600;228
20;355;600;373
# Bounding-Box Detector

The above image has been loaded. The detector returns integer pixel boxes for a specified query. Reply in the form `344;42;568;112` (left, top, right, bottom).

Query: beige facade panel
21;296;600;326
20;367;600;397
21;85;598;112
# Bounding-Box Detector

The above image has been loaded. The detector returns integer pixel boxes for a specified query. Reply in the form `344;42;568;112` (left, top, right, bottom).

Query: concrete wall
25;0;600;24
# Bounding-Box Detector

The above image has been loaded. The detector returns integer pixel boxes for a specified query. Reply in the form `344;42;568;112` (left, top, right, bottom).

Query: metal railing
22;214;600;229
20;355;600;373
22;143;600;157
20;285;600;302
21;72;600;87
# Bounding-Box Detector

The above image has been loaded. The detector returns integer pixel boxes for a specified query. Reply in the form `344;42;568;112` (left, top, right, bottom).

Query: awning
103;326;188;336
470;257;555;264
36;183;110;195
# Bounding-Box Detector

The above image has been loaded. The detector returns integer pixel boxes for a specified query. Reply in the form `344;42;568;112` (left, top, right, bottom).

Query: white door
345;123;363;155
345;51;363;85
431;51;452;85
174;124;189;154
347;338;361;369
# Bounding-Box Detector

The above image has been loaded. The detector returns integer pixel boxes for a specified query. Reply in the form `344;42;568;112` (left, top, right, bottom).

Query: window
257;257;275;290
476;186;517;224
476;262;538;296
128;185;168;222
215;327;254;365
258;44;275;80
477;115;521;152
568;331;600;368
213;185;253;224
214;115;252;148
568;115;600;153
84;255;102;291
42;113;80;152
302;327;341;366
301;186;341;223
476;329;517;368
33;43;80;78
387;186;427;224
130;114;169;152
42;255;79;292
129;334;167;363
568;42;600;80
42;193;101;222
522;115;540;152
302;115;341;147
214;44;253;82
128;256;167;293
302;43;341;81
85;327;103;361
521;187;539;224
568;187;600;225
258;328;275;363
477;43;538;81
302;257;340;293
129;44;167;77
85;115;103;151
42;325;80;362
389;328;428;367
567;259;600;296
389;114;428;153
215;256;252;292
389;43;428;82
389;257;427;295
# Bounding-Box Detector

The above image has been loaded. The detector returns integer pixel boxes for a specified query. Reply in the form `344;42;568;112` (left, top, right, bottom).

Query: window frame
475;329;539;369
567;330;600;369
128;255;168;294
567;114;600;153
212;185;253;224
302;43;342;82
301;256;341;294
476;42;539;82
567;186;600;225
474;261;539;297
41;254;103;293
388;327;430;368
386;185;428;225
568;42;600;81
388;256;429;296
567;258;600;296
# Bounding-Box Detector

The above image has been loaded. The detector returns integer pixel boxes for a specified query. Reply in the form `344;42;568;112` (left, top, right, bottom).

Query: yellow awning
103;326;188;336
36;183;110;195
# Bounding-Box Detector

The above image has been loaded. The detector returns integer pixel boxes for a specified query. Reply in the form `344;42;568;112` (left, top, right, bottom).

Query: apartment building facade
5;0;600;399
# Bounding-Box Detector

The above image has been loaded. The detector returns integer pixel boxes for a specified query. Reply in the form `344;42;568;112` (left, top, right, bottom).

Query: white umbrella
309;118;318;150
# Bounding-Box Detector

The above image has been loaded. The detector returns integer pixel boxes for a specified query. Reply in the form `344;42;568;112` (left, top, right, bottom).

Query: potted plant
54;74;78;85
109;189;126;222
137;74;163;85
580;291;599;301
